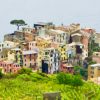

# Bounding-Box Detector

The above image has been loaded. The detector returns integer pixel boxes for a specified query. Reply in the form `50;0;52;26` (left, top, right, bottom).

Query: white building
0;41;18;52
43;47;59;74
49;29;68;44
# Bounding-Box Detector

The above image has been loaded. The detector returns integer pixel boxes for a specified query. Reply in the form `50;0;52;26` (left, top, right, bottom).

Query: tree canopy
10;19;27;30
56;72;83;87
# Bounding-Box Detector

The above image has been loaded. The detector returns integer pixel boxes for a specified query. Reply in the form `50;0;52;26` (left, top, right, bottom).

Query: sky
0;0;100;41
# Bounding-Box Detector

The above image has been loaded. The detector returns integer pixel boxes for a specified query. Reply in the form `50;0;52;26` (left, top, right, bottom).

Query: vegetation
74;66;88;80
10;19;27;30
0;69;3;78
56;73;83;88
0;71;99;100
18;68;32;75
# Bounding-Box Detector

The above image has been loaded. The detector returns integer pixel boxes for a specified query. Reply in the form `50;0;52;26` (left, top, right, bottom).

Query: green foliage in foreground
56;73;83;87
0;72;99;100
18;68;32;75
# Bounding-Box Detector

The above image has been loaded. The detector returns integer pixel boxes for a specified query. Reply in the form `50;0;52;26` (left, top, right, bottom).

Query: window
30;54;31;61
91;71;94;74
24;55;26;57
55;63;56;66
91;75;93;78
50;54;53;57
2;44;4;47
98;67;100;70
30;63;32;67
91;67;94;69
5;69;6;72
25;59;26;62
96;53;99;56
45;52;48;55
63;36;64;39
10;69;12;72
51;50;54;53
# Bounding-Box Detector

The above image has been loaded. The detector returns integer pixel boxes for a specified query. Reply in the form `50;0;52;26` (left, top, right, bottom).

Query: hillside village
0;21;100;82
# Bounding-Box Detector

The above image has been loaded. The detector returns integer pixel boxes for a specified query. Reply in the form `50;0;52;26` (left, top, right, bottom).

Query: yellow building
58;44;67;61
88;64;100;80
37;49;44;68
7;48;23;66
36;36;51;49
8;50;15;62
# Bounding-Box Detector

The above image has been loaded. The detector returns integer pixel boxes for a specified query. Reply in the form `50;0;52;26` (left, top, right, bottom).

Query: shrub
71;75;83;88
56;73;72;85
74;66;80;75
18;68;32;75
0;69;3;78
56;73;83;87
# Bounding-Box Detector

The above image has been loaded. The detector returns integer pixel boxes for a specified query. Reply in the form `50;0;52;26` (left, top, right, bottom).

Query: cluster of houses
0;22;100;76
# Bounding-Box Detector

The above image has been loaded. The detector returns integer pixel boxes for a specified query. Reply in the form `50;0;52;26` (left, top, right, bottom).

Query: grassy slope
0;73;99;100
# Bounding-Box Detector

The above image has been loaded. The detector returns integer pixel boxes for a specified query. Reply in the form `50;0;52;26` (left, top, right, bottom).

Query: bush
80;68;88;80
74;66;80;75
56;73;83;87
0;69;3;78
56;73;72;85
18;68;32;75
71;75;83;87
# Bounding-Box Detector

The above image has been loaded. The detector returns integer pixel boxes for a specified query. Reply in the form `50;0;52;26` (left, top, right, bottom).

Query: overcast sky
0;0;100;41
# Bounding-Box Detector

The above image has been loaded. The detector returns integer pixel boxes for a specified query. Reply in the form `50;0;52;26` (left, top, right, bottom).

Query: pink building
92;52;100;63
28;41;37;50
81;36;88;50
0;61;21;73
60;61;74;74
22;50;38;70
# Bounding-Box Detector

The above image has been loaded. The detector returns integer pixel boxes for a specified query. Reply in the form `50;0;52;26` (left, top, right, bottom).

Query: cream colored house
88;64;100;80
49;29;68;44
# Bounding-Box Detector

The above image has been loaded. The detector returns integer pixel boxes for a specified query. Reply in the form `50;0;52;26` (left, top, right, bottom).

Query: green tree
56;73;72;85
18;68;32;75
56;73;83;88
80;68;88;80
71;75;83;88
10;19;27;30
74;66;80;75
